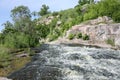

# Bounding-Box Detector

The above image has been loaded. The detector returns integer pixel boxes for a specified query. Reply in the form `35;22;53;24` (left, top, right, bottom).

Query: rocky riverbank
47;38;116;49
47;16;120;50
0;77;12;80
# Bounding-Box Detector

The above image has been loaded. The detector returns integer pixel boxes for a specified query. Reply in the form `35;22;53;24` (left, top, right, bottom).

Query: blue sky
0;0;78;32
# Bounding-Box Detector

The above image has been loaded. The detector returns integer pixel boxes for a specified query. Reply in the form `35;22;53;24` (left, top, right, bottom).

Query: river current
8;44;120;80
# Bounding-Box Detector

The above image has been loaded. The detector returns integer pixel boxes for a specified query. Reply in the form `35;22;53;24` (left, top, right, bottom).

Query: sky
0;0;78;32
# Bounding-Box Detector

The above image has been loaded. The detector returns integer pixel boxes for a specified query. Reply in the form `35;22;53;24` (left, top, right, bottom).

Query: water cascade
8;44;120;80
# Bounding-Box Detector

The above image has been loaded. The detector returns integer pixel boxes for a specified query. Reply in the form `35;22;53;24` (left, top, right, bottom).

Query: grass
68;33;75;40
106;38;115;46
0;57;31;77
0;46;12;67
0;45;32;77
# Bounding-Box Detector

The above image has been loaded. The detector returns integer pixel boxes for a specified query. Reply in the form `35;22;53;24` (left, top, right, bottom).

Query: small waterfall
8;44;120;80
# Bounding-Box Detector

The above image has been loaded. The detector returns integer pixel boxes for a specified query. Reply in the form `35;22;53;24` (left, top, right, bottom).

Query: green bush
106;38;115;46
68;33;75;40
48;34;58;41
77;0;120;22
4;33;30;48
4;33;17;48
27;48;35;56
35;24;50;39
82;34;89;40
75;16;83;24
76;32;82;39
0;46;11;67
112;11;120;23
0;48;11;61
52;12;59;16
47;28;61;41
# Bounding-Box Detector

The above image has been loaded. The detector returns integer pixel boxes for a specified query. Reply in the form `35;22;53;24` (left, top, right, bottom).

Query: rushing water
8;44;120;80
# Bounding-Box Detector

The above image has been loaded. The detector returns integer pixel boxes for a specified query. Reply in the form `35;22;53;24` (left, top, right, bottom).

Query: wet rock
90;50;120;60
37;66;62;80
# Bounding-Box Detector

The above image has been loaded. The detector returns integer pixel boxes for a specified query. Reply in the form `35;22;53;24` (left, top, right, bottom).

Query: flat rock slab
0;77;12;80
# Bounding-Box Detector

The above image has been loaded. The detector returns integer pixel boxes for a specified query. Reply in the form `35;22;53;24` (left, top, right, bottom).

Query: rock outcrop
37;16;54;25
65;16;120;49
0;77;12;80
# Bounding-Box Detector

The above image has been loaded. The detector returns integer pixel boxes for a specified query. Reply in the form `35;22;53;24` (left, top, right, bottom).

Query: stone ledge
0;77;12;80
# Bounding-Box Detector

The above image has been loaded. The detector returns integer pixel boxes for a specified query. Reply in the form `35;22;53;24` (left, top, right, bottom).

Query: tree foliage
35;24;50;39
11;5;31;22
1;5;39;48
78;0;94;5
80;0;120;22
39;4;50;16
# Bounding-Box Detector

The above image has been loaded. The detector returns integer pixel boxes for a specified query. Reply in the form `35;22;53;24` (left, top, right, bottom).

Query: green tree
35;24;50;39
2;21;14;34
39;4;50;16
11;5;31;32
98;0;120;18
11;5;31;22
78;0;94;5
3;5;39;48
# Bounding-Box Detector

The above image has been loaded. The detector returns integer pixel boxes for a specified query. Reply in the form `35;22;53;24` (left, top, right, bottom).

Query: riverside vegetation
0;0;120;76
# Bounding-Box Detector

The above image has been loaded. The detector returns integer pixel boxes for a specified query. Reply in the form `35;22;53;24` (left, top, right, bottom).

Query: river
8;44;120;80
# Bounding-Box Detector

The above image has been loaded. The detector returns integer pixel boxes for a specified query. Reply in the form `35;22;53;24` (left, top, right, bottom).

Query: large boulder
66;16;120;48
90;16;113;25
37;16;54;25
0;77;12;80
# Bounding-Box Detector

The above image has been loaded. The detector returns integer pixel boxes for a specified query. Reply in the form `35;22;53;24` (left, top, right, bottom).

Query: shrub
112;11;120;23
82;34;89;40
35;24;50;39
47;28;61;41
68;33;75;40
0;46;11;67
0;48;11;61
106;38;115;46
76;32;82;39
27;48;35;56
52;12;59;16
48;34;58;41
78;0;120;22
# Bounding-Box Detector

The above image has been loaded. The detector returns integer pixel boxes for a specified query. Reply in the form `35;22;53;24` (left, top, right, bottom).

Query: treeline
0;5;50;48
75;0;120;22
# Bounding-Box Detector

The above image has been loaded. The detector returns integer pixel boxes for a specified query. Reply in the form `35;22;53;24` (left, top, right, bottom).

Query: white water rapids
8;44;120;80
